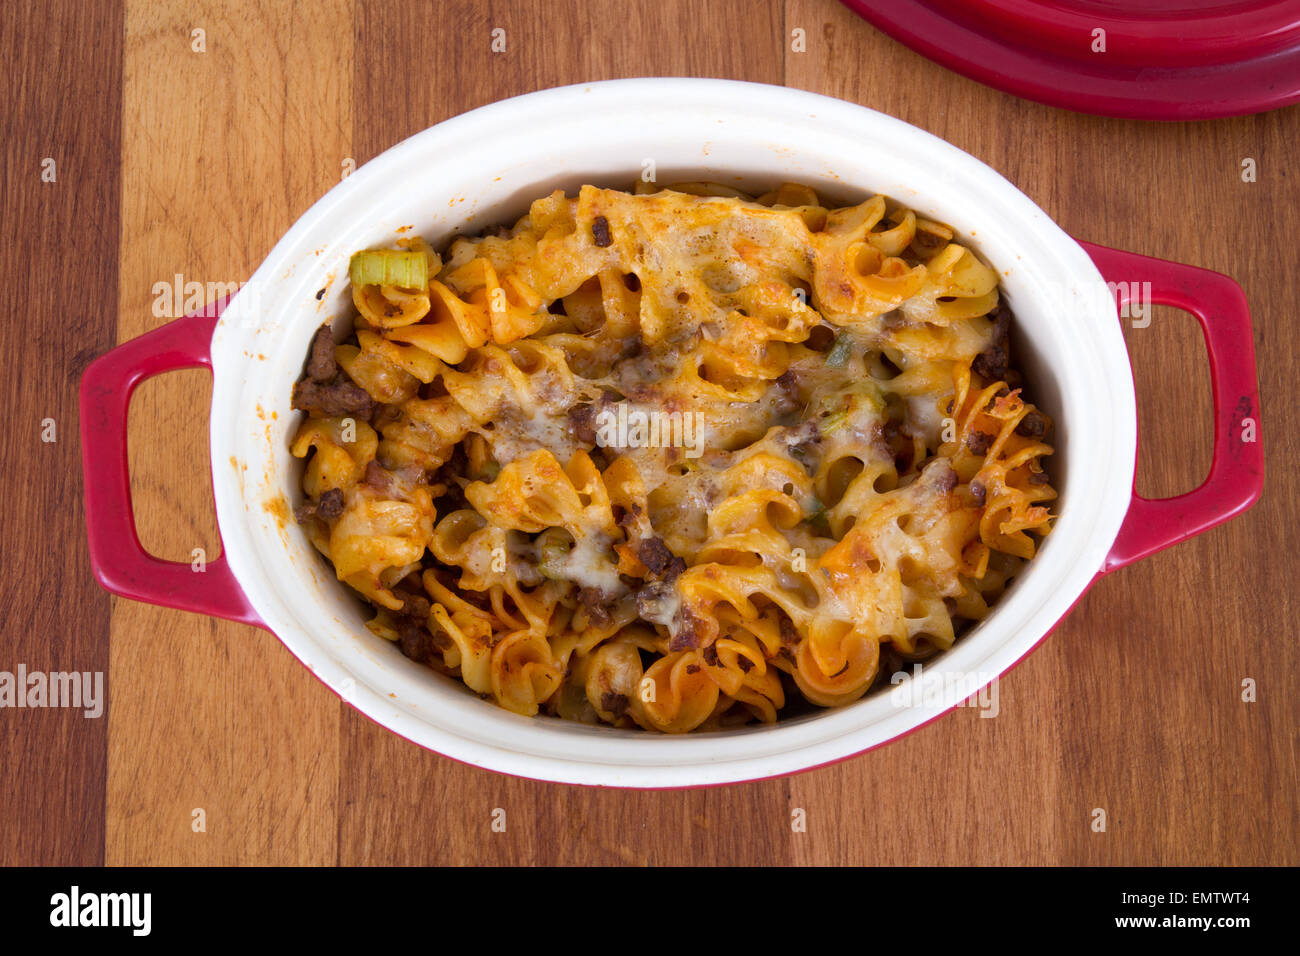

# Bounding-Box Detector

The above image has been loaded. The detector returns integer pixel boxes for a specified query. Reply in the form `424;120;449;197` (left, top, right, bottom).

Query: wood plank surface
1;0;1295;866
0;0;121;867
107;0;354;865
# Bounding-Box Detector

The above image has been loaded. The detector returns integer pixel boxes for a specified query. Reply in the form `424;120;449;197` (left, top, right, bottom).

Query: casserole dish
81;79;1262;787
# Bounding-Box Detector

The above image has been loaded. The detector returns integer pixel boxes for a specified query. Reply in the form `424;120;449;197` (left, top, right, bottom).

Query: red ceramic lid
839;0;1300;119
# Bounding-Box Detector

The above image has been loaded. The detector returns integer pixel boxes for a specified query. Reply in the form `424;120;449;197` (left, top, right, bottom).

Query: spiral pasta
290;182;1056;730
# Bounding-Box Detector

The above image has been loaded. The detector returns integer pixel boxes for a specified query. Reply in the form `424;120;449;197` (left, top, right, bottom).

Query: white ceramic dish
82;79;1262;787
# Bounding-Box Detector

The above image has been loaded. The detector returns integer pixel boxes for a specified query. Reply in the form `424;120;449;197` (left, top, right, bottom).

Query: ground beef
567;403;598;445
399;590;431;621
913;229;946;253
971;302;1011;381
318;487;344;519
636;581;677;628
934;464;958;494
577;587;612;627
600;691;629;718
294;487;344;524
615;502;642;528
364;460;392;494
637;536;674;575
970;480;987;506
668;609;704;652
972;344;1008;383
1016;410;1047;438
397;618;438;665
778;614;798;648
306;325;338;382
591;216;612;247
291;379;376;420
966;430;993;455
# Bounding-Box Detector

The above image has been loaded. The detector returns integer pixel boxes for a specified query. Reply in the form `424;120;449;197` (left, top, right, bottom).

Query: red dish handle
80;299;263;626
1081;241;1264;573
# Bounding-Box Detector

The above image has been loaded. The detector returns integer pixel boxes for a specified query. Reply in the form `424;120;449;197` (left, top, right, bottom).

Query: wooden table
3;0;1295;866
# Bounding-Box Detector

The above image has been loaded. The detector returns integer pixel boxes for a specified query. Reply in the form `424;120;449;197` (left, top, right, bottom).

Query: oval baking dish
81;79;1263;787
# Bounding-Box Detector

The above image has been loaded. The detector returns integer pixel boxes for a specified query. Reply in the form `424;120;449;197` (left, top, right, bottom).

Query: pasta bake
289;182;1056;732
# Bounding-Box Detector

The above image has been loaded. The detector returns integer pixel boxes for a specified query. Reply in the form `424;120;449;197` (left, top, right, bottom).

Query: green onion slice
825;334;853;368
349;249;429;290
821;407;849;433
536;529;572;580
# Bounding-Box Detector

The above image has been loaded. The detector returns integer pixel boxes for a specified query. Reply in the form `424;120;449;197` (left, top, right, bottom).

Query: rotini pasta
290;183;1056;731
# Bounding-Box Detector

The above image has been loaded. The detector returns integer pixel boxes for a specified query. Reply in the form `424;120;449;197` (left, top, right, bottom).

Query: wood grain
107;0;353;865
3;0;1295;865
0;0;121;866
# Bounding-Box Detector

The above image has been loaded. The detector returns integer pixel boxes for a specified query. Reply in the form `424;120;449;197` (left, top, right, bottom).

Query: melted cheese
291;182;1058;730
